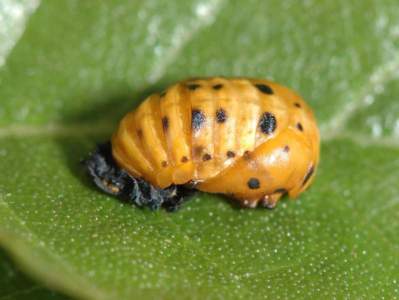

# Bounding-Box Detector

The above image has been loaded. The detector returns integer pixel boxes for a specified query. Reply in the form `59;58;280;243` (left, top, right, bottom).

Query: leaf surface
0;1;398;299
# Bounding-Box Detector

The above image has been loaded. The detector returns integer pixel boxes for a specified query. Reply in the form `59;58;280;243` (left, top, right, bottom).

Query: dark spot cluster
283;145;290;152
193;146;211;162
296;122;304;131
202;153;212;161
187;83;201;90
302;165;314;186
274;188;287;194
187;82;224;91
161;161;168;168
226;151;235;158
259;112;277;134
243;150;252;160
192;109;206;130
254;83;274;95
294;102;301;108
181;156;189;163
247;178;260;189
162;117;169;131
216;108;227;123
212;84;223;90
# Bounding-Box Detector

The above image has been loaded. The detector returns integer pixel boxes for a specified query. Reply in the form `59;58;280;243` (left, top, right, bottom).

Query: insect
86;77;320;211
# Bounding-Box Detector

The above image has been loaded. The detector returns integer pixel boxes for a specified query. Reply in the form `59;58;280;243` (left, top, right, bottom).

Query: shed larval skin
111;77;320;208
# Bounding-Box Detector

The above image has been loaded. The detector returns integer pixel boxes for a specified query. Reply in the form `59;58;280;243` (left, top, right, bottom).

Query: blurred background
0;1;398;299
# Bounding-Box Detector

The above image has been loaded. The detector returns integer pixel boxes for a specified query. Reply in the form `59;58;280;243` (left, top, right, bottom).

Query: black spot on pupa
160;91;166;97
202;153;212;161
187;83;201;90
181;156;188;163
162;117;169;131
302;165;315;186
247;178;260;189
283;145;290;152
294;102;301;108
274;188;288;194
243;150;252;160
216;108;227;123
212;84;223;90
161;161;168;168
255;83;274;95
296;122;304;131
226;151;236;158
259;112;277;134
192;109;205;130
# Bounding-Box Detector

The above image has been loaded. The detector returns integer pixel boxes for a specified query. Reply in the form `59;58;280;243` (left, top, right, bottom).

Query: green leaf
0;1;398;299
0;249;68;300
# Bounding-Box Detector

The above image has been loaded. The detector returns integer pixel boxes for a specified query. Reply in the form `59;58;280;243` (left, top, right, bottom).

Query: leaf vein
322;50;399;139
146;0;227;84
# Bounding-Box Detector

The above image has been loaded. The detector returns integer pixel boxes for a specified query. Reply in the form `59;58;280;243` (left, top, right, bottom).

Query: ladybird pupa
86;77;320;211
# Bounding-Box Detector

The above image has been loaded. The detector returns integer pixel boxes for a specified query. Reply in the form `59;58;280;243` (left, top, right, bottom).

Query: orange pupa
86;77;320;211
